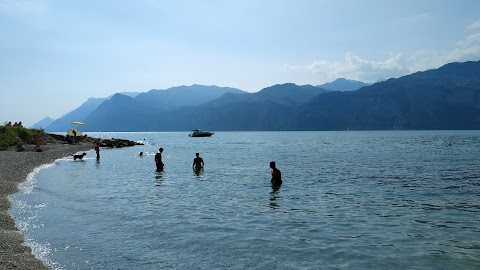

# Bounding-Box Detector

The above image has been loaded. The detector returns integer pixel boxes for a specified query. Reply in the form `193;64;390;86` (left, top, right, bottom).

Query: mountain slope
45;97;108;132
83;94;152;131
30;117;55;129
296;61;480;130
255;83;330;104
317;78;371;91
134;85;246;110
168;60;480;131
205;83;329;107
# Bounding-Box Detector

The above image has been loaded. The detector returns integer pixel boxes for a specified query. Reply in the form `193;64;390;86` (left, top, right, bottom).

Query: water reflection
193;167;204;178
155;171;163;186
269;184;281;209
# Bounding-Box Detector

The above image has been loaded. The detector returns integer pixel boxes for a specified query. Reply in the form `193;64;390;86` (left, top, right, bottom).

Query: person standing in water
95;142;100;160
192;152;204;169
155;148;164;172
270;161;282;186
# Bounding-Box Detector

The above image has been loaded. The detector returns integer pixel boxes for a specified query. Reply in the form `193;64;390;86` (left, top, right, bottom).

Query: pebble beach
0;143;93;270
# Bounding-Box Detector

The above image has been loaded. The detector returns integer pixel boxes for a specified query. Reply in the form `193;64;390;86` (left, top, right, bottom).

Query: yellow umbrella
72;121;86;125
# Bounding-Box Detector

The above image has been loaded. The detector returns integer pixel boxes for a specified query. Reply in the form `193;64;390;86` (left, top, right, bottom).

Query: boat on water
189;129;214;137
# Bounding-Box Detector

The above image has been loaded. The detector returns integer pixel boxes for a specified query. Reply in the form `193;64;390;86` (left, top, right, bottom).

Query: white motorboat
188;129;214;137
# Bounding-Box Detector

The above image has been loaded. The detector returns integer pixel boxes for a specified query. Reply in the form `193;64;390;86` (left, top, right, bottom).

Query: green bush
0;125;38;150
17;127;34;143
0;140;9;151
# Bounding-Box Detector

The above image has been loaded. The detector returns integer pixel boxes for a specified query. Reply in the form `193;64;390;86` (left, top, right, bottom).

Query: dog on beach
73;152;87;160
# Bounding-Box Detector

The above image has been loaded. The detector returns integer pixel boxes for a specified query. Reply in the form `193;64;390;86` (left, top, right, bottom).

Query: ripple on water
9;131;480;269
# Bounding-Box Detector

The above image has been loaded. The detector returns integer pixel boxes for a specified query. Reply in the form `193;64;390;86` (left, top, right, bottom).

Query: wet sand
0;143;93;270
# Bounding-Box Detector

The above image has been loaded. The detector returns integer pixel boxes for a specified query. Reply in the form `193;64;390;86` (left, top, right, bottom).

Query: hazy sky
1;0;480;126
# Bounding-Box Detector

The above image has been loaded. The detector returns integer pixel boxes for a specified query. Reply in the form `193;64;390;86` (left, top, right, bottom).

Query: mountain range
41;60;480;131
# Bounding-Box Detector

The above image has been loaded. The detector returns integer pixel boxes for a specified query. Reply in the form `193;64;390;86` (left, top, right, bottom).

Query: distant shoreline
0;143;94;269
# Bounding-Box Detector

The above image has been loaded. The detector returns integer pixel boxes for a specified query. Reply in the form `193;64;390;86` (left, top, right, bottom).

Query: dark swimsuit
271;169;282;185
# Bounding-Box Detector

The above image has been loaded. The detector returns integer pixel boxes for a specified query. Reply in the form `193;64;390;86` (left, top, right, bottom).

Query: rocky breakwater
97;138;143;148
46;133;142;148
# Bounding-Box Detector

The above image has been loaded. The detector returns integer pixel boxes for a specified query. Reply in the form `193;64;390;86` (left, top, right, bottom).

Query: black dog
73;152;87;160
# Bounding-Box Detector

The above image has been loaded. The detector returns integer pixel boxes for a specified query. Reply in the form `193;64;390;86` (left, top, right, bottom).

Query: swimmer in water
270;161;282;186
192;152;204;169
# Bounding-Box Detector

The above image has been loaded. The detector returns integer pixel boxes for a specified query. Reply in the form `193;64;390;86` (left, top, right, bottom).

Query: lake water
9;131;480;269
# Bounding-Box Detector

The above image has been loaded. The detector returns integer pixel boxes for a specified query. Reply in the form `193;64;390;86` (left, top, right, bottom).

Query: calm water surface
9;131;480;269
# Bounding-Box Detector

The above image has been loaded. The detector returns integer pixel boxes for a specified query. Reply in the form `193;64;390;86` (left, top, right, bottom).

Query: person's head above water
196;152;200;157
270;161;276;169
159;148;163;152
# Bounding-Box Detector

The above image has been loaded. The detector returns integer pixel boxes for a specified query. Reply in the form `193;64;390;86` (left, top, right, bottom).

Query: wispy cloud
468;20;480;30
445;33;480;62
287;23;480;83
286;53;409;83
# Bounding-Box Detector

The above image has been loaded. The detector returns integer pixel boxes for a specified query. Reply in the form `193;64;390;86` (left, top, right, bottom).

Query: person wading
155;148;164;172
192;152;204;169
270;161;282;186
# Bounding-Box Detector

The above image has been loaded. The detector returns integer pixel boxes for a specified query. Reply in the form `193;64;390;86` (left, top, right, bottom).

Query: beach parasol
68;121;86;137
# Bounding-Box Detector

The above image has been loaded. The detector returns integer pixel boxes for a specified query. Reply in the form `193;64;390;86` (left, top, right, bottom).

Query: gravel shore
0;143;94;270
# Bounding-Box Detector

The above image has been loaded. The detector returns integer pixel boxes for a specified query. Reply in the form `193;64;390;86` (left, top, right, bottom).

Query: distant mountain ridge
297;61;480;130
43;60;480;131
135;85;246;110
45;97;108;131
207;83;329;107
115;92;140;98
31;116;54;129
317;78;371;91
44;85;247;132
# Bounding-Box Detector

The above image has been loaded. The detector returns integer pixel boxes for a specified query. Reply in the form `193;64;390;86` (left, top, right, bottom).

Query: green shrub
16;127;34;143
0;140;9;151
0;125;38;150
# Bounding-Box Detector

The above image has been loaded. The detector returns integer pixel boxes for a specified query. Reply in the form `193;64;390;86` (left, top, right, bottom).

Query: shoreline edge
0;143;93;270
